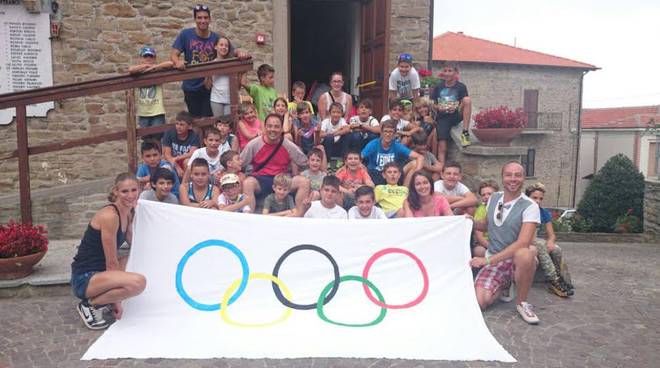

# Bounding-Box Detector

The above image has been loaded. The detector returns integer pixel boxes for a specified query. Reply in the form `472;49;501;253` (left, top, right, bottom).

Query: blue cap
140;47;156;57
398;53;413;63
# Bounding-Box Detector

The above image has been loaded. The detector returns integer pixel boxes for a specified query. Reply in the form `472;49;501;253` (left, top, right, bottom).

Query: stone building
432;32;597;207
577;106;659;202
0;0;432;237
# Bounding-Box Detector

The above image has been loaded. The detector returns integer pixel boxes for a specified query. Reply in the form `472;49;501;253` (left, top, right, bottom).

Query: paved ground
1;242;658;368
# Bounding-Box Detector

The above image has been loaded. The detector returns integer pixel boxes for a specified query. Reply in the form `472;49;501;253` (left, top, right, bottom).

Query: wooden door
359;0;390;118
523;89;539;128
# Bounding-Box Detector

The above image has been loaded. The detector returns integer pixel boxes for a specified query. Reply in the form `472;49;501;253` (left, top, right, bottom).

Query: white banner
82;200;515;362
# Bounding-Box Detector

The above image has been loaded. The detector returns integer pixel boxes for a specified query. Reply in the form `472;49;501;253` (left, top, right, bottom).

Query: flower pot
0;251;47;280
471;128;523;147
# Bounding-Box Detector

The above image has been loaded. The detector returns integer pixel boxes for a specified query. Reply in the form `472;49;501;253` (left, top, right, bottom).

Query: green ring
316;275;387;327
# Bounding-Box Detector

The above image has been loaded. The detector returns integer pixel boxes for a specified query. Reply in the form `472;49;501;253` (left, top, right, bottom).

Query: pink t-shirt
335;166;370;189
237;119;262;150
411;194;451;217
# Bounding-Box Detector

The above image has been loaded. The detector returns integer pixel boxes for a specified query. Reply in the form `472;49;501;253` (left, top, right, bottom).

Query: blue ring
175;239;249;311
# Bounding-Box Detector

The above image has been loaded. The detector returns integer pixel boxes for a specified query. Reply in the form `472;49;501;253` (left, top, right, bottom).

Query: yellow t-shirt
135;85;165;117
288;100;315;115
474;204;489;239
375;184;408;213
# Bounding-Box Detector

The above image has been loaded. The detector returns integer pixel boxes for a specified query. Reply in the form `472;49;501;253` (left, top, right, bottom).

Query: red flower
418;69;432;77
474;106;528;129
0;221;48;258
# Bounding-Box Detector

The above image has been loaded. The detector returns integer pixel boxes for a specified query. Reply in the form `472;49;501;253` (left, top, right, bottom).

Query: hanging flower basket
0;221;48;280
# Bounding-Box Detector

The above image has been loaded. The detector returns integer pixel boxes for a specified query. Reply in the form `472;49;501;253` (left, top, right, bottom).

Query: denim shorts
70;271;98;300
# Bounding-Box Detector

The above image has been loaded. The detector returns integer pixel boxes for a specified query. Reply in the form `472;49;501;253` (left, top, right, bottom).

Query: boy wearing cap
217;173;252;213
129;47;173;140
388;53;421;100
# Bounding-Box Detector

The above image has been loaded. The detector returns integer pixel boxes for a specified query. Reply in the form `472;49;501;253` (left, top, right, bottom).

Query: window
521;149;535;177
524;89;539;128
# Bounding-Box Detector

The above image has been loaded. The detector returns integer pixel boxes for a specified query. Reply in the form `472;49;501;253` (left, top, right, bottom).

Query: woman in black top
70;173;146;329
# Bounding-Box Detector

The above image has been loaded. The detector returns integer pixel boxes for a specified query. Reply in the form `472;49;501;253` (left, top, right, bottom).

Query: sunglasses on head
194;4;209;11
399;53;413;63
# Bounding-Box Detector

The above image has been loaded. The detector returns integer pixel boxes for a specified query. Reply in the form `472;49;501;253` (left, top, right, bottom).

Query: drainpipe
428;0;434;70
572;70;587;208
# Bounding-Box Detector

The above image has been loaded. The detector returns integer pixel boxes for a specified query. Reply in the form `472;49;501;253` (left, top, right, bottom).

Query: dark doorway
290;0;357;105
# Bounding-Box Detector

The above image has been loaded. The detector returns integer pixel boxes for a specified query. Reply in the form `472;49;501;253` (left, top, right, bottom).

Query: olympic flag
82;200;515;362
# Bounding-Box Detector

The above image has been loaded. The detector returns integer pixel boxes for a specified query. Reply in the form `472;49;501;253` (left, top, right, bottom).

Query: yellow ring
220;272;293;328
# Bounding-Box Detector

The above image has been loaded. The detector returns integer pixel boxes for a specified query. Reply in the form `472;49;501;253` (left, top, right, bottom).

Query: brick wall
434;62;584;207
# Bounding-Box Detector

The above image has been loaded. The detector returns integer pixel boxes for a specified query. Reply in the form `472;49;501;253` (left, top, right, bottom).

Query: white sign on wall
0;4;54;125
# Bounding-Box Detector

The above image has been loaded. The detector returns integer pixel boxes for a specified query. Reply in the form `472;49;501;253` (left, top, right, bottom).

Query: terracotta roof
581;106;660;129
433;32;598;70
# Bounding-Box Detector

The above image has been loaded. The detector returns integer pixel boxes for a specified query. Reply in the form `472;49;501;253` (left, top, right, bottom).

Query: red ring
362;248;429;309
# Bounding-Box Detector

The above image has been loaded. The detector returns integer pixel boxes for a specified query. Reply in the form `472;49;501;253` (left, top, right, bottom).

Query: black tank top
71;204;127;274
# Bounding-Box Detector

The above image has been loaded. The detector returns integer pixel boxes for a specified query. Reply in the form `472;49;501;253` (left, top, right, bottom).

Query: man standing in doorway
171;4;246;117
470;160;541;325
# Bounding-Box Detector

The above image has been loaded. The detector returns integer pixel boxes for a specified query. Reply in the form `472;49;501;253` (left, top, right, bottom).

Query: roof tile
581;106;660;129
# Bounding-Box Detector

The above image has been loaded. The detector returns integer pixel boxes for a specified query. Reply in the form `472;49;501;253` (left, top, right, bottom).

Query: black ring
272;244;340;310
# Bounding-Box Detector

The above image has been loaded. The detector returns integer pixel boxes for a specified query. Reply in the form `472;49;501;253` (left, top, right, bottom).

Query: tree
577;154;645;232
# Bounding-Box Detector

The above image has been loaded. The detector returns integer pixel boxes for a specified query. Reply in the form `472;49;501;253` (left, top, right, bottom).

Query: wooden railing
0;58;253;224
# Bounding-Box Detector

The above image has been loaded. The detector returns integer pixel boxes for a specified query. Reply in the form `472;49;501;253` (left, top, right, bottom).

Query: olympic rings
175;241;429;327
220;273;293;328
272;244;340;310
316;275;387;327
175;239;249;311
362;248;429;309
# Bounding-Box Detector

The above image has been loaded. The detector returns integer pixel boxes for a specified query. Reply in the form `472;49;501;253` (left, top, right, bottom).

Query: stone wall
0;178;113;239
390;0;431;72
435;62;584;207
644;178;660;241
0;0;273;194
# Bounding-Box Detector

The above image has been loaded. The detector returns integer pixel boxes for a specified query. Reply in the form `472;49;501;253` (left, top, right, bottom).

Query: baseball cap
220;173;240;187
139;47;156;57
398;53;413;63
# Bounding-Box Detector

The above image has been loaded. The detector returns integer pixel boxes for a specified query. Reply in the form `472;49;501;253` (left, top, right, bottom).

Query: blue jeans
138;114;166;128
347;131;379;152
70;271;98;300
322;135;348;159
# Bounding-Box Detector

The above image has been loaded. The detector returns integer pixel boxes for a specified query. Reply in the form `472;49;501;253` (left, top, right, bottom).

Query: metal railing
0;58;253;223
525;112;563;130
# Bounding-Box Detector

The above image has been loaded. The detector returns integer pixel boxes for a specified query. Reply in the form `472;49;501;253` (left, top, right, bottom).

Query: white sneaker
516;301;540;325
77;300;110;330
499;282;515;303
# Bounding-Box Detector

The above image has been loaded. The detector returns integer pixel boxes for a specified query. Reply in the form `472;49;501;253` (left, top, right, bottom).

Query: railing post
126;89;137;173
16;105;32;224
230;72;241;118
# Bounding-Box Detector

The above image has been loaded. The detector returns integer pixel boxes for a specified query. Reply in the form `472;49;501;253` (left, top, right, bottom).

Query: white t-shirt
320;118;347;143
388;67;420;98
188;147;222;175
487;192;540;226
304;201;348;219
211;75;230;103
348;206;387;219
433;180;470;197
349;115;379;128
217;193;251;213
380;114;409;131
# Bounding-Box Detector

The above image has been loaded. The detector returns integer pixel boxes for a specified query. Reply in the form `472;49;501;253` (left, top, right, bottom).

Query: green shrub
577;154;645;232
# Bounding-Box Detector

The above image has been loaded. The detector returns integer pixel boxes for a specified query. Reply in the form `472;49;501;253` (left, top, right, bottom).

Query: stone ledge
450;127;529;156
0;240;77;292
556;232;649;243
0;177;114;204
521;129;556;135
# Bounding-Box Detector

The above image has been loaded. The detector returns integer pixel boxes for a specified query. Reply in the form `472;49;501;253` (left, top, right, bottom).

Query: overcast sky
433;0;660;108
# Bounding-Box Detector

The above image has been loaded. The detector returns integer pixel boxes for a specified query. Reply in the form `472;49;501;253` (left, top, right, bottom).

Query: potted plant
0;221;48;280
418;69;441;97
472;105;528;146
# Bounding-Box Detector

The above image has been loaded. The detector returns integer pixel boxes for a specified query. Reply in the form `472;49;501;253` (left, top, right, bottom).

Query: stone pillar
644;178;660;241
272;0;289;95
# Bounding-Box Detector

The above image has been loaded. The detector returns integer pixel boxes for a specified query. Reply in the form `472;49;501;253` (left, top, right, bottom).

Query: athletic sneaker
499;281;516;303
460;131;471;147
548;279;569;298
516;301;540;324
77;300;110;330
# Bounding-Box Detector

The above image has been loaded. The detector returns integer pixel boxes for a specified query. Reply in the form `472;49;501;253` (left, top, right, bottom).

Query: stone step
0;239;78;298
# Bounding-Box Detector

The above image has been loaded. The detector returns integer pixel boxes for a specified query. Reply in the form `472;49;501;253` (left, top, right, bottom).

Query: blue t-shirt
361;138;412;172
136;160;181;197
172;28;220;91
540;207;552;225
162;129;201;157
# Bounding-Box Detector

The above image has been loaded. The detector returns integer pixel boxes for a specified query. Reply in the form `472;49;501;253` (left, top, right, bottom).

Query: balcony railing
525;112;563;131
